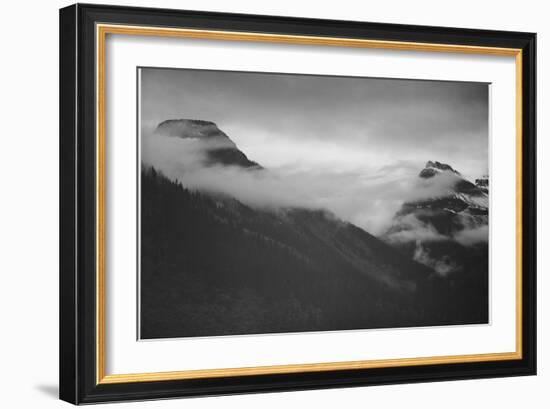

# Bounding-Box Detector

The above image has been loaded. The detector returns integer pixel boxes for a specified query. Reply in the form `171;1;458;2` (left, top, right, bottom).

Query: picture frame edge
59;3;537;404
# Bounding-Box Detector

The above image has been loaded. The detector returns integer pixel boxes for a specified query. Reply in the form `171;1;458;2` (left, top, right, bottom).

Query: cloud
140;67;489;180
384;214;449;244
141;128;464;235
453;225;489;246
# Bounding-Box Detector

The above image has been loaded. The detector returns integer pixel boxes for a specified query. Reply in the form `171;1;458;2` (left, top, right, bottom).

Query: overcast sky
140;67;489;234
141;67;488;178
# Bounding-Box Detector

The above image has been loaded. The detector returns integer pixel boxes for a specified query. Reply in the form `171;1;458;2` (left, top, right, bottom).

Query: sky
140;67;489;234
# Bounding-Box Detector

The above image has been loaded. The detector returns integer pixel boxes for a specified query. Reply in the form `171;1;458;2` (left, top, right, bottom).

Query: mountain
381;161;489;317
141;126;489;339
386;160;488;240
155;119;262;169
418;161;488;216
384;160;488;243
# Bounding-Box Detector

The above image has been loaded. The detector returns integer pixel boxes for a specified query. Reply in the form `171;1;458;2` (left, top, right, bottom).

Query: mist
140;67;489;240
141;126;475;235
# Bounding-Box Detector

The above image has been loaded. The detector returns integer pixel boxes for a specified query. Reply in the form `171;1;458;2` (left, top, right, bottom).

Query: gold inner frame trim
95;23;523;385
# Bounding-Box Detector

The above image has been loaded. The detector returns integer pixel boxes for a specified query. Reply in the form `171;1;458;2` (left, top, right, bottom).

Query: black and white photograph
138;67;490;339
50;2;538;405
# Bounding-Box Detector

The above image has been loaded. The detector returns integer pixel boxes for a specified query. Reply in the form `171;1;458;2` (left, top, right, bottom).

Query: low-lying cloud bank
142;127;487;239
384;212;488;247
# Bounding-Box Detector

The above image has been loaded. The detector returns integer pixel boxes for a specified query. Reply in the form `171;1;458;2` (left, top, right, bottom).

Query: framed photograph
59;3;536;404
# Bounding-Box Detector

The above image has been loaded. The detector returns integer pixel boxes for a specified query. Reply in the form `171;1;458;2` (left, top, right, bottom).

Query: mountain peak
155;118;261;170
419;161;461;179
156;119;229;140
425;161;457;172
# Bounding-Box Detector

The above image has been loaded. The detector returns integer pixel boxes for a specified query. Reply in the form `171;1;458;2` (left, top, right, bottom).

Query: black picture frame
60;3;536;404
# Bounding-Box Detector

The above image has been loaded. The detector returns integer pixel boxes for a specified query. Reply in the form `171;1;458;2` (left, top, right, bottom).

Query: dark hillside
140;168;488;339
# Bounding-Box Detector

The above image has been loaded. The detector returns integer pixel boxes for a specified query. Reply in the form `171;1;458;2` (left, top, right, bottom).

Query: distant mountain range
140;119;488;339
